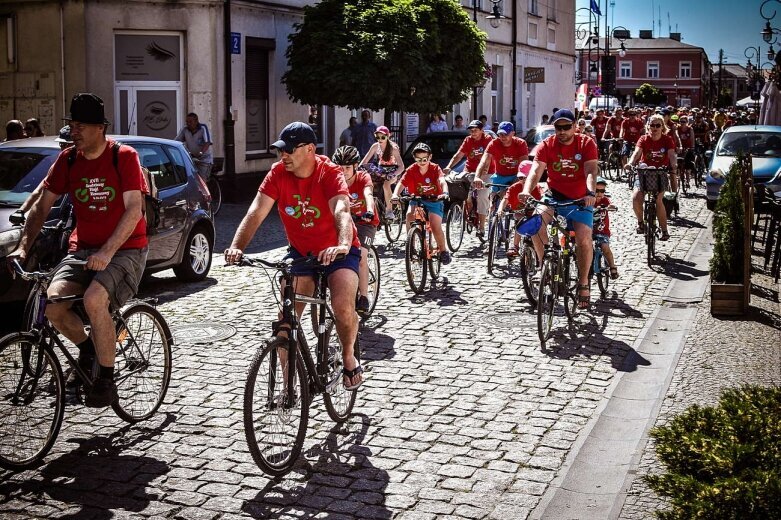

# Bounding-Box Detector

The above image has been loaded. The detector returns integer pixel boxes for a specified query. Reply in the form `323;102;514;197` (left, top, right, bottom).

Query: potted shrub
709;154;749;315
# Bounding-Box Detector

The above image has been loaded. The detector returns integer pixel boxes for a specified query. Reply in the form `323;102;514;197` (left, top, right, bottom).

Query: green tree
282;0;486;114
634;83;667;105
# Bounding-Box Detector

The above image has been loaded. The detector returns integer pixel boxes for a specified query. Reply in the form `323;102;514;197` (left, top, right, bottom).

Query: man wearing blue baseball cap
472;121;528;239
225;121;364;390
519;108;599;309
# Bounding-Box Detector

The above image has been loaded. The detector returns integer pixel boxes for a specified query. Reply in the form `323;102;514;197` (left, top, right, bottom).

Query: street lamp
760;1;781;42
612;26;629;58
485;0;504;29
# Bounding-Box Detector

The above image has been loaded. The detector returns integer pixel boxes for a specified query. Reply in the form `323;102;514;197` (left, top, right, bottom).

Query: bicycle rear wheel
405;227;427;294
563;254;579;321
445;202;465;252
596;251;610;298
608;152;622;181
520;242;539;307
536;259;556;348
0;333;65;471
365;245;380;318
487;213;501;274
645;200;657;266
322;320;358;423
244;337;309;476
384;203;404;243
111;303;173;423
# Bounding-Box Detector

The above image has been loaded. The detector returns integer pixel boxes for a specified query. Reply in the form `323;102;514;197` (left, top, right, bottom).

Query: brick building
577;30;712;108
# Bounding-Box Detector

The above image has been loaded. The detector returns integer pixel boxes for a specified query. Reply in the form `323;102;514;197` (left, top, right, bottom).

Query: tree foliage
709;154;745;283
282;0;486;113
634;83;667;106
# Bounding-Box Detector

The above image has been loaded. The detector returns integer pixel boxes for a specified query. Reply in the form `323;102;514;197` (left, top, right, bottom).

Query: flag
590;0;602;16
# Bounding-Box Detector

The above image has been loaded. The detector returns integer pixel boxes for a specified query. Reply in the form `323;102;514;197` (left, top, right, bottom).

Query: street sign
524;67;545;83
577;92;587;103
230;32;241;55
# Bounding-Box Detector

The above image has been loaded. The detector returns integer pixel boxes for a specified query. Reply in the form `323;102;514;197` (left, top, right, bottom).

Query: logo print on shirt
76;177;116;211
499;155;520;168
552;155;580;177
287;195;321;229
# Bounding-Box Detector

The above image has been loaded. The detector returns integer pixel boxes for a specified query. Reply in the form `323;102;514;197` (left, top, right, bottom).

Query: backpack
67;142;161;235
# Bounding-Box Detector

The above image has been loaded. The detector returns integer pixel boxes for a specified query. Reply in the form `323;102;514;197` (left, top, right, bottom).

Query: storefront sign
115;34;181;81
524;67;545;84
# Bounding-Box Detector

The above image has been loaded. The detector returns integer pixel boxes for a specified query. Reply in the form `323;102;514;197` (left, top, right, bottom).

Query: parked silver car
0;135;215;303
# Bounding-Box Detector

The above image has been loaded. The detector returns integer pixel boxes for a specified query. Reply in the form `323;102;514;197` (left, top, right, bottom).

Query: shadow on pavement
360;317;397;362
0;412;176;518
597;297;645;320
242;413;391;519
659;257;709;281
410;277;469;307
138;275;218;305
668;215;706;229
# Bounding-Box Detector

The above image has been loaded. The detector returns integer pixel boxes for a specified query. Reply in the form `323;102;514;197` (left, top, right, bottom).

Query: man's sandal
610;267;619;280
577;284;591;309
343;364;364;391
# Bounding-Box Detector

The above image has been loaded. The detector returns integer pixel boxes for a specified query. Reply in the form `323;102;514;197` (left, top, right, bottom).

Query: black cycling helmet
331;145;361;165
412;142;432;155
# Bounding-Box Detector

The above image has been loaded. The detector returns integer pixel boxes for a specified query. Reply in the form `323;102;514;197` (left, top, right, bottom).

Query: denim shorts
51;248;148;311
409;200;444;219
593;233;610;246
541;195;594;229
285;246;361;277
489;173;517;193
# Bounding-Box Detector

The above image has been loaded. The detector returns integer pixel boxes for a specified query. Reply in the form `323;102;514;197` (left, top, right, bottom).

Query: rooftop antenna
651;0;655;37
667;11;671;36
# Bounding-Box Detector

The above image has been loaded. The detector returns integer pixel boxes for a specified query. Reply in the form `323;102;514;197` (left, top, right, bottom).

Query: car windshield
403;135;464;162
716;131;781;157
0;149;58;206
534;128;555;144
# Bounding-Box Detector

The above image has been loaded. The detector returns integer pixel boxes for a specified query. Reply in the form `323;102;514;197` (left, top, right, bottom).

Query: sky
574;0;775;68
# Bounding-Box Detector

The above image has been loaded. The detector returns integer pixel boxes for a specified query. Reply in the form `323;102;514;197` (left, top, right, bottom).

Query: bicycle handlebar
10;258;87;283
398;194;447;202
236;254;344;271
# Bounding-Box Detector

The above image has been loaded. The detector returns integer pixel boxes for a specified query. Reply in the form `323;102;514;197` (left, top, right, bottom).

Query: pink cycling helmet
517;160;534;178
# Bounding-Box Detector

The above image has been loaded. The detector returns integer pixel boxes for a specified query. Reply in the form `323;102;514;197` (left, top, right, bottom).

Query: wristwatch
586;190;595;197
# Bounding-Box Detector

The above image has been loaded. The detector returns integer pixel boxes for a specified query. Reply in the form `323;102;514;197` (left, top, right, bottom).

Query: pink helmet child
517;160;534;179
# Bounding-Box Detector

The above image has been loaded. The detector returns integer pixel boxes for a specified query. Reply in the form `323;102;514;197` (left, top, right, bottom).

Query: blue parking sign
231;32;241;55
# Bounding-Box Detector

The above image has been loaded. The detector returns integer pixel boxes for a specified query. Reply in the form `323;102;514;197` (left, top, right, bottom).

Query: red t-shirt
485;137;529;176
347;170;380;227
592;116;608;140
637;134;676;168
399;163;444;197
605;116;624;138
593;197;612;236
677;125;694;149
44;139;148;251
534;134;599;200
505;181;542;211
620;118;645;143
458;134;493;173
259;155;359;255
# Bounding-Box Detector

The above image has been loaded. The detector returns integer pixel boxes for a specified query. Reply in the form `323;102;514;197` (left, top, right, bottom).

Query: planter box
711;282;748;316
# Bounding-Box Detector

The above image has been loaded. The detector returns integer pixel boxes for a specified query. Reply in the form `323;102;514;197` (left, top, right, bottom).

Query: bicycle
239;255;359;476
443;174;471;252
358;164;404;244
634;166;670;267
485;182;518;275
693;139;708;188
192;157;222;216
0;259;173;471
527;199;584;349
351;216;381;320
599;139;623;181
398;194;446;294
591;206;617;298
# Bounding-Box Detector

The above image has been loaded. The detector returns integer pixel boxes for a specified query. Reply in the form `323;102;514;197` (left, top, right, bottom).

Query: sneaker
66;354;94;390
356;295;370;315
636;221;645;234
441;251;452;265
85;376;118;408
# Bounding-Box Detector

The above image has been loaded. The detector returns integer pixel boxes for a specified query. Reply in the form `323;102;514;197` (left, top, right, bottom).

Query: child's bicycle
0;258;173;471
591;206;617;298
398;194;448;294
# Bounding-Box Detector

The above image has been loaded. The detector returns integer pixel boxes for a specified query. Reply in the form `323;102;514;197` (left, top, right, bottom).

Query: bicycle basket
637;169;670;193
516;214;542;236
446;179;471;202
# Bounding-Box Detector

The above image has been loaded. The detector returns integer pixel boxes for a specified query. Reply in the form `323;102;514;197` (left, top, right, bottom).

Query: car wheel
173;225;213;281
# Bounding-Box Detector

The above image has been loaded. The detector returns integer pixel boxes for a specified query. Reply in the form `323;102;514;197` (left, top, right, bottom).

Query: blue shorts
593;233;610;246
409;200;444;219
542;195;594;229
284;246;361;277
489;173;517;193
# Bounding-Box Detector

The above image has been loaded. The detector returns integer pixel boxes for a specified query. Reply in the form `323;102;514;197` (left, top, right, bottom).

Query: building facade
1;0;575;185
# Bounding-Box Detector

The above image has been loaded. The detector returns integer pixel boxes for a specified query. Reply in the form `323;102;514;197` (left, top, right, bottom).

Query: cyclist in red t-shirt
225;122;364;390
593;177;619;279
624;114;678;241
443;119;493;177
500;160;542;258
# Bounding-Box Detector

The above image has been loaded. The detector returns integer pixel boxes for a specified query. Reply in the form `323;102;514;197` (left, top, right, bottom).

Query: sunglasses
554;124;573;131
649;124;663;128
413;156;430;163
375;134;388;141
596;189;606;193
275;142;308;155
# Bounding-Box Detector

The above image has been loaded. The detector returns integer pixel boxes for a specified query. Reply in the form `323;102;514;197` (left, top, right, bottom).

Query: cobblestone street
0;178;749;519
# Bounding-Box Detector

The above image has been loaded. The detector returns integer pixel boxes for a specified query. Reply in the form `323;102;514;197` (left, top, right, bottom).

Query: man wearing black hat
10;93;149;407
443;119;492;178
224;121;364;390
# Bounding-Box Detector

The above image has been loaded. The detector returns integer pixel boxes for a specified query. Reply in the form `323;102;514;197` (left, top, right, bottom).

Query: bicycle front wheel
405;227;427;294
520;243;539;307
208;176;222;216
487;213;501;274
596;251;610;298
445;202;465;252
244;337;309;476
645;201;656;266
112;303;173;423
536;259;556;347
365;245;380;318
322;320;358;423
384;203;404;243
0;333;65;471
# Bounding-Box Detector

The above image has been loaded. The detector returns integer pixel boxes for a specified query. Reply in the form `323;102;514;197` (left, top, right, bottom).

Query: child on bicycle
391;142;451;265
500;160;542;259
332;146;379;315
593;177;619;279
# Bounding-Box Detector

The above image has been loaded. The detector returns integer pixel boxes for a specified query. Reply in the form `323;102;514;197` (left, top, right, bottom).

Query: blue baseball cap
551;109;576;124
497;121;514;135
271;122;317;153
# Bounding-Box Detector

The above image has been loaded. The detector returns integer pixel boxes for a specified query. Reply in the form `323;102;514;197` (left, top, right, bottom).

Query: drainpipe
511;0;517;130
59;2;66;118
223;0;236;197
